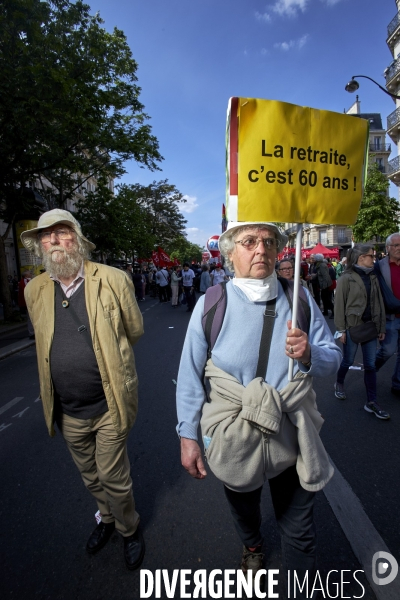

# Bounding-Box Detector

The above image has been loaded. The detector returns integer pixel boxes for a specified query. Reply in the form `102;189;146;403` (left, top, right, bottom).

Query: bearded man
21;209;145;570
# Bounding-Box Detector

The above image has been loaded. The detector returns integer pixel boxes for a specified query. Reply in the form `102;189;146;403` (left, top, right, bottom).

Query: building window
320;229;327;245
373;136;381;150
337;228;346;243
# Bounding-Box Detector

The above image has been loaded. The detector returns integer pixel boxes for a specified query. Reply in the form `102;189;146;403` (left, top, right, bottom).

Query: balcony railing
388;11;400;39
387;106;400;131
388;155;400;176
369;143;391;153
385;57;400;85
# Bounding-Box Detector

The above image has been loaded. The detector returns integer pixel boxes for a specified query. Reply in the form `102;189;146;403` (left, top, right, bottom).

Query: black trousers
224;465;316;590
321;288;333;315
158;285;168;302
183;286;196;311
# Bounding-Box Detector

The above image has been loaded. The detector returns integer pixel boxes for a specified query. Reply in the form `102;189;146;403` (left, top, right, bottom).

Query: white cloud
185;228;208;247
255;10;271;22
178;194;199;214
322;0;344;5
261;48;269;56
270;0;309;17
298;34;309;48
274;34;309;51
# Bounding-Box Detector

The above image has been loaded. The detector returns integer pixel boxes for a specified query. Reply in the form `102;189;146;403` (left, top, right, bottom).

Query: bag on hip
349;321;378;344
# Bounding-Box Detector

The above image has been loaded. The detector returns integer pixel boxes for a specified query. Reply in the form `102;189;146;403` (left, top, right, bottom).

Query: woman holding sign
334;244;389;419
176;221;341;593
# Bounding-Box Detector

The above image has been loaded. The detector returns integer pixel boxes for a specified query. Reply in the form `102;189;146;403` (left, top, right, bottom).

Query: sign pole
288;223;303;381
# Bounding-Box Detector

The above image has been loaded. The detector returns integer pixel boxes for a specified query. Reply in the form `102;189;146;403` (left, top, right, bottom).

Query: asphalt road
1;297;399;599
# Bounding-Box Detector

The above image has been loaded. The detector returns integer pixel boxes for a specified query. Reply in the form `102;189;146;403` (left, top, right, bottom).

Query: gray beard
41;244;83;279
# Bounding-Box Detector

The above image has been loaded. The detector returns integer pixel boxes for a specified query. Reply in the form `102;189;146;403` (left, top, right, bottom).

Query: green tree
74;179;152;263
127;180;187;250
352;164;399;243
169;238;204;265
75;180;187;263
0;0;162;319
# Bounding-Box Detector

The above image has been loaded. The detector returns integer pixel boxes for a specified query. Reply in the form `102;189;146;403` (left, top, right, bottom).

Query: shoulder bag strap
255;297;277;379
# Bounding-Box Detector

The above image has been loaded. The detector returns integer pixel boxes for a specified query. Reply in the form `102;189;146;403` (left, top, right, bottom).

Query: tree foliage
75;180;190;262
0;0;162;220
169;238;204;265
0;0;162;319
352;164;399;243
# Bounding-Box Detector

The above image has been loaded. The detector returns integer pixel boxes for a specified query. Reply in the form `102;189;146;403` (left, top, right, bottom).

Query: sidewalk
0;321;36;360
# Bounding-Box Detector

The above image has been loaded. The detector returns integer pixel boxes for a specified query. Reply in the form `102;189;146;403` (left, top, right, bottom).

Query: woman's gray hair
346;243;373;270
314;253;324;262
219;225;280;272
33;231;92;261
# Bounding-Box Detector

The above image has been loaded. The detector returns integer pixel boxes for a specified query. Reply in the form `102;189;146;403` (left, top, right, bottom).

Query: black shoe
124;526;145;570
391;387;400;397
86;521;115;554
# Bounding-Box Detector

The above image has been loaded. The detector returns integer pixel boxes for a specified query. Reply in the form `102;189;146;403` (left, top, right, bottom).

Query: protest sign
226;97;369;225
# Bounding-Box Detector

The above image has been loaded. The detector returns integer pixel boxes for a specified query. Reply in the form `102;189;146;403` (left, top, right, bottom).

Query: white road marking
0;423;12;432
34;397;41;403
12;407;30;418
0;397;24;416
324;457;400;599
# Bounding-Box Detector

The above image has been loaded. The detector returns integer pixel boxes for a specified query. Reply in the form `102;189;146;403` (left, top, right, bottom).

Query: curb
0;340;36;361
0;323;26;338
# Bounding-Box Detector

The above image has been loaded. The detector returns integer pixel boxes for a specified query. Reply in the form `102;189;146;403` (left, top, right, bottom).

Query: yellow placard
230;98;369;225
15;220;43;276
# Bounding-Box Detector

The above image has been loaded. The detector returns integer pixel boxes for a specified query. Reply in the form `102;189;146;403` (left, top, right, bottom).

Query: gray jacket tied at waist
200;359;334;493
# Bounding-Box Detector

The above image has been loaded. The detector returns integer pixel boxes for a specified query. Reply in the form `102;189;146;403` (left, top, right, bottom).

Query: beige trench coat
25;260;144;436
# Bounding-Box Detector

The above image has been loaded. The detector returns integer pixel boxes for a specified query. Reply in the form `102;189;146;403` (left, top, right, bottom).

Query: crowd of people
122;261;232;312
274;242;400;421
8;208;400;596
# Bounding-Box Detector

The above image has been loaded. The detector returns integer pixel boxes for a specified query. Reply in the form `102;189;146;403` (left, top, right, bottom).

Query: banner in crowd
226;97;369;225
152;247;174;267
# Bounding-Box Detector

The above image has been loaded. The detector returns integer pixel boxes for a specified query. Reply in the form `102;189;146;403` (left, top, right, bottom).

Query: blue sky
89;0;397;249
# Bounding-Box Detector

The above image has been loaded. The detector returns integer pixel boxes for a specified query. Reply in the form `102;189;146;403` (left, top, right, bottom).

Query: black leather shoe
124;526;145;570
86;521;115;554
391;387;400;397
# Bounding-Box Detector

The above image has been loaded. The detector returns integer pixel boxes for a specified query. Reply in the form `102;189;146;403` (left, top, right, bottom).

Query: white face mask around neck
232;271;278;302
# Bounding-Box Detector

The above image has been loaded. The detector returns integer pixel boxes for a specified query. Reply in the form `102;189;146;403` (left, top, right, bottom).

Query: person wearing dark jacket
375;232;400;396
334;244;388;419
310;254;334;318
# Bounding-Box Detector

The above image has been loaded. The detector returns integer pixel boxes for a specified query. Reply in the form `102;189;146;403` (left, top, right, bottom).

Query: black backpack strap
277;276;311;334
255;297;277;379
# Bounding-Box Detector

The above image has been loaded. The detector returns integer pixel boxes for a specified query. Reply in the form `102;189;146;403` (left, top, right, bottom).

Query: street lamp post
345;75;400;101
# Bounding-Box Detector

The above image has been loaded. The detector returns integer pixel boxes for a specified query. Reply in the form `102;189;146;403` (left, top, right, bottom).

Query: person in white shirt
210;263;227;286
182;262;196;312
155;267;169;303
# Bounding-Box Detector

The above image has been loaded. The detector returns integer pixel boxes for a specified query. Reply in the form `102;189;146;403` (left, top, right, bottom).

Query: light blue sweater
176;281;342;440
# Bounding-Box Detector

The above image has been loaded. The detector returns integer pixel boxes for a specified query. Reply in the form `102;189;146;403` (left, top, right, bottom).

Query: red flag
158;247;173;267
151;250;160;265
